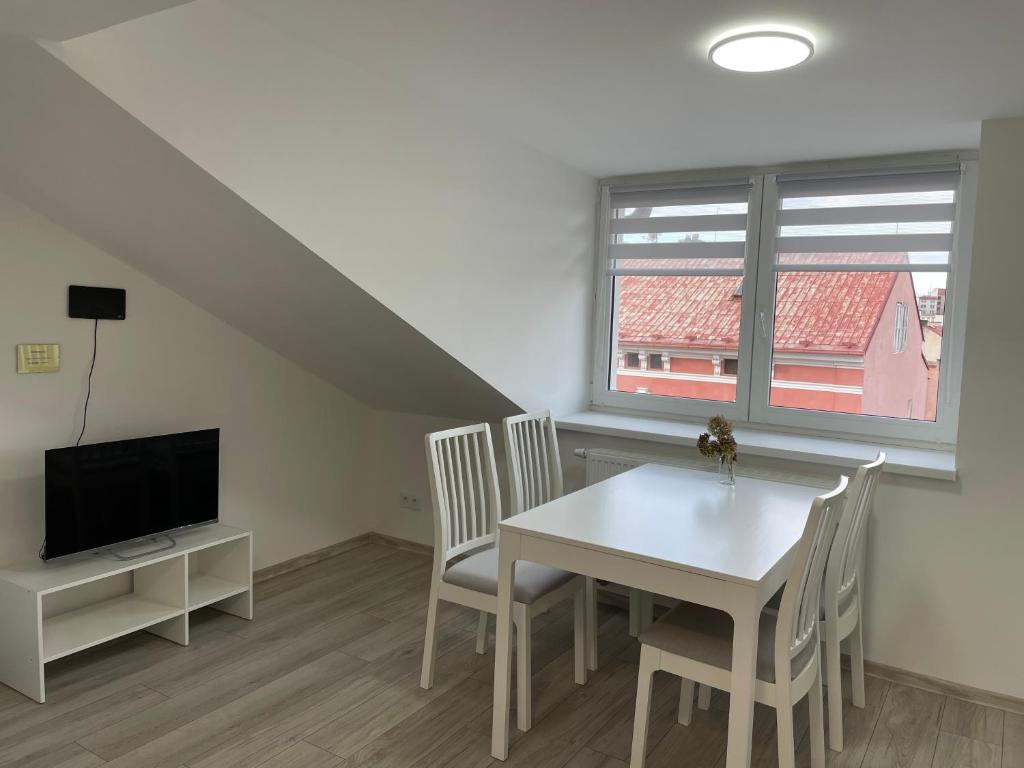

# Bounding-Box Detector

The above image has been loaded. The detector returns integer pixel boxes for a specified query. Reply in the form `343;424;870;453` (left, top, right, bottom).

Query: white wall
0;191;371;569
53;0;598;416
364;411;514;550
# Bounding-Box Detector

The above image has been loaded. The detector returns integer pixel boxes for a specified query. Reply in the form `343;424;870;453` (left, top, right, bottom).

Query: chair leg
419;582;441;690
824;622;844;752
850;613;866;708
809;656;827;768
573;583;587;685
629;645;658;768
776;699;796;768
585;577;599;671
475;611;488;655
677;678;695;725
697;683;712;710
514;604;532;732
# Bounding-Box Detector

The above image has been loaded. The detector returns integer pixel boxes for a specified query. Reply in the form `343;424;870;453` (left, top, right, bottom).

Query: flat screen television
44;429;219;560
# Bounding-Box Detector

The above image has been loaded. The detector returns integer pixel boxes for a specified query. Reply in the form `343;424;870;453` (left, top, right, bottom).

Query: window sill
555;410;956;481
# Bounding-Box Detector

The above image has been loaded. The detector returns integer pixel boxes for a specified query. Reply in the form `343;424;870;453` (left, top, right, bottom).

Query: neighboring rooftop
618;253;908;355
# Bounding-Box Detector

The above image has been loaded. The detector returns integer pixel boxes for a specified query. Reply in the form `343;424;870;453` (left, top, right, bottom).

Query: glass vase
719;456;736;486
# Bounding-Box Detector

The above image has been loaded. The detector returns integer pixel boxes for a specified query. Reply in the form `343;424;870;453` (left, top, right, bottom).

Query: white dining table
490;462;826;767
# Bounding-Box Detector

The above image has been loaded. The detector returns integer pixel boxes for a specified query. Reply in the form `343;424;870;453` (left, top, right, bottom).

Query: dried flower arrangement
697;415;738;462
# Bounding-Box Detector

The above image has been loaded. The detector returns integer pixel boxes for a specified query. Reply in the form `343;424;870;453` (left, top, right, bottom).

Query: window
601;181;756;414
593;159;975;444
893;303;909;353
624;352;640;369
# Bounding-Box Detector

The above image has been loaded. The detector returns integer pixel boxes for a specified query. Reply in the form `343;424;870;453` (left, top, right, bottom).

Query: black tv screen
44;429;219;560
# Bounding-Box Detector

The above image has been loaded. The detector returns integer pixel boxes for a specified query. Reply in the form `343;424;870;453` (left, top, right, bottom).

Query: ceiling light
709;27;815;73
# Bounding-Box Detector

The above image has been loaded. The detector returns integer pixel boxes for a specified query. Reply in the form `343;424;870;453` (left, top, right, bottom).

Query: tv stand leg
146;614;189;646
0;581;45;703
212;591;253;620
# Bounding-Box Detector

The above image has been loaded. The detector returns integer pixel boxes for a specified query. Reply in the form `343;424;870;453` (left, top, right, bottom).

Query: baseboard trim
864;661;1024;716
366;532;433;557
254;533;374;583
255;533;1024;715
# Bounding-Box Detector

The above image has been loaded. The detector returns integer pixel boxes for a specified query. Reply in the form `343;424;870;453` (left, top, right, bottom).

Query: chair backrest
503;411;564;515
424;423;501;574
824;452;885;616
775;476;849;680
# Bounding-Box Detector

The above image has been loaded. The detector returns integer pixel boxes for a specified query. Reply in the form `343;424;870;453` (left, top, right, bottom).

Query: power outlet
399;492;422;511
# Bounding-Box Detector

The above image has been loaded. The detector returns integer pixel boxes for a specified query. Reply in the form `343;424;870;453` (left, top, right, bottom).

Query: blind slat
775;233;953;253
775;262;950;274
777;170;960;198
608;267;745;277
777;203;957;227
611;214;748;234
610;184;751;209
609;242;746;260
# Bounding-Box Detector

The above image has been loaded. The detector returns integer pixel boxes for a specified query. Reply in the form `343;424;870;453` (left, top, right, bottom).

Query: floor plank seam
73;740;109;764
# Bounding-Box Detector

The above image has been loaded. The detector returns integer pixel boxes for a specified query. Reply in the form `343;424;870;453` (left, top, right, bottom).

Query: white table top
499;464;826;586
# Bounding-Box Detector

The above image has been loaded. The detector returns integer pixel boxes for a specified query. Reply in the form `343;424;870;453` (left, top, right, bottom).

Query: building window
624;352;640;369
893;302;909;353
594;160;974;444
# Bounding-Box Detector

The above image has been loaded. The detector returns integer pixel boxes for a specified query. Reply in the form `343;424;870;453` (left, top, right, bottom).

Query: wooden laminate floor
1;542;1019;768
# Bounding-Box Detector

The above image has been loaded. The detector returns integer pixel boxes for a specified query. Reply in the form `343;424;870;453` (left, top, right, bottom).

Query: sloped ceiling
50;1;599;417
0;35;520;421
0;0;192;40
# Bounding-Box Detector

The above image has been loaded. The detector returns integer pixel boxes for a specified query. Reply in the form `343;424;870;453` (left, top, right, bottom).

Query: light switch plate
16;344;60;374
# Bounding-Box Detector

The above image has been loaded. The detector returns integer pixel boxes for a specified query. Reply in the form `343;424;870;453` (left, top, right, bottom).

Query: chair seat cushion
639;602;816;683
442;547;576;604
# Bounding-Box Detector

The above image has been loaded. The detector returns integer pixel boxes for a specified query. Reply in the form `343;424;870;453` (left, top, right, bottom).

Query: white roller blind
774;168;961;267
606;181;753;276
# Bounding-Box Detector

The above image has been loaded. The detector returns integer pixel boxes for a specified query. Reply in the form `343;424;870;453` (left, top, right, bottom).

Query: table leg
725;605;759;768
491;533;521;760
585;577;598;671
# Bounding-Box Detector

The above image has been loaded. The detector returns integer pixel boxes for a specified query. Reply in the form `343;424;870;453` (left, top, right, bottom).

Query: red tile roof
618;253;907;355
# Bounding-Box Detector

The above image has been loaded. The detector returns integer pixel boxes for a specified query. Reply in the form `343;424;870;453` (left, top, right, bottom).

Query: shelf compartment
189;573;249;610
187;535;252;619
43;594;185;662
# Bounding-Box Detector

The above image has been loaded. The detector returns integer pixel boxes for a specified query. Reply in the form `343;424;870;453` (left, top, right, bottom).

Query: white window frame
590;155;977;448
591;177;764;423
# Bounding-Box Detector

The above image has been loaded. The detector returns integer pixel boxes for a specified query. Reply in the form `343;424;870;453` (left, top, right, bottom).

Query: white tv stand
0;523;252;703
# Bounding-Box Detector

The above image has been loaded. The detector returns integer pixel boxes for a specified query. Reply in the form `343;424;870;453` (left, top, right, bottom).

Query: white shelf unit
0;524;252;703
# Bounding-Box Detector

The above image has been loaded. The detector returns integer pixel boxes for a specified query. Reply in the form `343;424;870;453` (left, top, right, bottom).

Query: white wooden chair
503;411;598;672
420;423;587;732
629;476;849;768
819;452;884;751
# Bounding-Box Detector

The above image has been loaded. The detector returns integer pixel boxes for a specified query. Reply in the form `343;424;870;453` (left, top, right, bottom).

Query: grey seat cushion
640;602;815;683
442;547;576;604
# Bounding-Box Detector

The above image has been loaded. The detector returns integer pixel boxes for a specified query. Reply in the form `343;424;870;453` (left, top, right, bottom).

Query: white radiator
576;448;653;486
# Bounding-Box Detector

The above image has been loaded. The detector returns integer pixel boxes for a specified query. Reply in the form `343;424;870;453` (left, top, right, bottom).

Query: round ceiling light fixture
709;26;815;72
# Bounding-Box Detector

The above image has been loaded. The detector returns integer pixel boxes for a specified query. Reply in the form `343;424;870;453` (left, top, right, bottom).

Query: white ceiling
5;0;1022;176
223;0;1023;176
